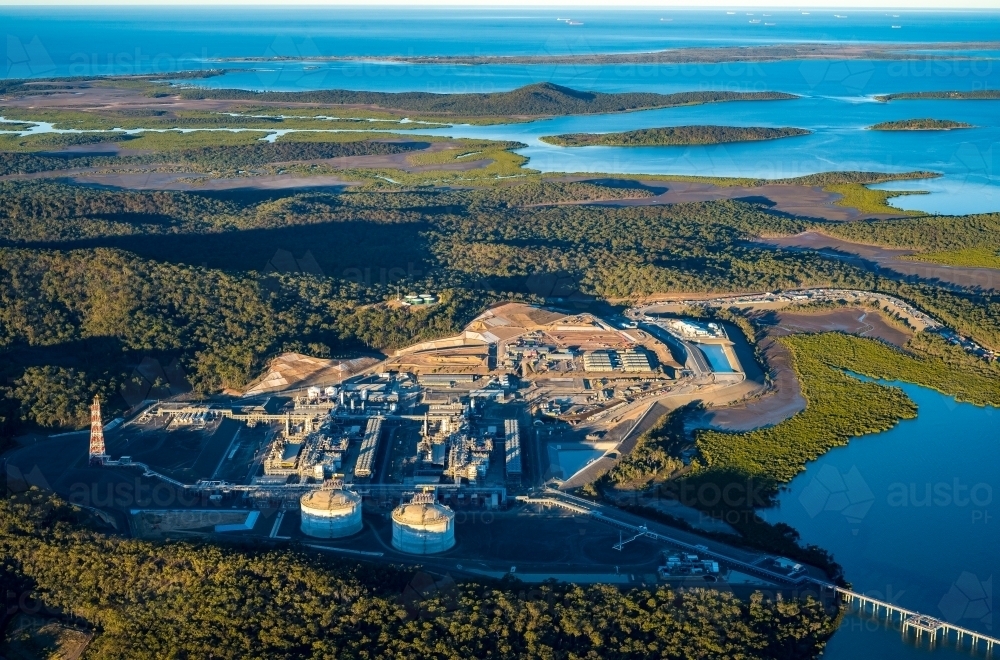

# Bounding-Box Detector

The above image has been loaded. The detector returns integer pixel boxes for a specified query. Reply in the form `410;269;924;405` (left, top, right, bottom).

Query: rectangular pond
698;343;736;373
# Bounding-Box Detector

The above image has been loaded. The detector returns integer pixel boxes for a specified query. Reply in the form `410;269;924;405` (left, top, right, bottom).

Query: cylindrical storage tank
391;500;456;554
300;489;363;538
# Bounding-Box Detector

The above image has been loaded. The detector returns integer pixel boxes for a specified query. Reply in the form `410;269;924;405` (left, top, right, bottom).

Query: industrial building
353;416;384;479
417;373;478;387
264;417;350;479
504;419;521;477
416;405;494;484
582;350;615;372
659;553;720;578
391;491;456;554
299;485;363;538
660;319;727;340
620;348;653;373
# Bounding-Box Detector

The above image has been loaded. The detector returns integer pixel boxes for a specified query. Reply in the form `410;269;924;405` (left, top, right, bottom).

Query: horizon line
3;2;1000;8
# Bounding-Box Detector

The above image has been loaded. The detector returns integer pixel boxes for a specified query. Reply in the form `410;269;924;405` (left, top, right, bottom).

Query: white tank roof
392;501;454;527
301;489;361;513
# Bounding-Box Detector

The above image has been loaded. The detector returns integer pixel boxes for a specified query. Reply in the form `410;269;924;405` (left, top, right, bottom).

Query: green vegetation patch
0;131;136;153
825;183;924;216
775;171;939;186
899;247;1000;269
0;491;836;660
607;402;695;486
868;118;974;131
695;332;1000;483
540;125;810;147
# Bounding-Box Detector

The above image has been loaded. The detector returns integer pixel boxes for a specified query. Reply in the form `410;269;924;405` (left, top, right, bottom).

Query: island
540;125;811;147
179;83;799;122
221;41;1000;66
868;118;974;131
875;90;1000;102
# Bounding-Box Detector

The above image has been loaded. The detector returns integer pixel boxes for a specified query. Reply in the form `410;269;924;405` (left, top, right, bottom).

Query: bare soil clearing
760;307;912;347
244;352;382;395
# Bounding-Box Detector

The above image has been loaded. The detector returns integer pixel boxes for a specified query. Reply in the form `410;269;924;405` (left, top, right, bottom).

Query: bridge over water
838;588;997;654
526;492;999;656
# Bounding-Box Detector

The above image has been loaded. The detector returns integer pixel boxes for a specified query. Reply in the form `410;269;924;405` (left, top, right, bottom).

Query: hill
179;83;798;119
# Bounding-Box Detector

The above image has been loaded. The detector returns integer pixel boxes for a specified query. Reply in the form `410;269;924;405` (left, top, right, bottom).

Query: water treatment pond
698;344;736;373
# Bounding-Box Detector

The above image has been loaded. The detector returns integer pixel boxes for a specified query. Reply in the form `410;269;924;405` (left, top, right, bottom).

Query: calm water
699;344;737;373
3;8;1000;213
4;8;1000;76
767;381;999;657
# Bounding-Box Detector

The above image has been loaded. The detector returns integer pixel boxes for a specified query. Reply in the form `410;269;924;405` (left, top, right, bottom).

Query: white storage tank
300;488;363;538
391;493;456;554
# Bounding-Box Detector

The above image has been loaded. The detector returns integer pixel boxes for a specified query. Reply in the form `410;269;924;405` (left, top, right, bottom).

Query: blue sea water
4;7;1000;75
770;381;999;656
3;8;1000;213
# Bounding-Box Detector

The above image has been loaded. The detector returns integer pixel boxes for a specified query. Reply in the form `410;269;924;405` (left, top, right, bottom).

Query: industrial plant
68;302;747;558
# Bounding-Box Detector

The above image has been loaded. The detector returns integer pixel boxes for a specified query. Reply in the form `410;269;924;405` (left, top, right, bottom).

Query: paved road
559;402;665;490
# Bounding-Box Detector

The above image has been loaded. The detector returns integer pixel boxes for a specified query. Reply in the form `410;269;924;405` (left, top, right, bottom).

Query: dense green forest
540;126;810;147
0;138;429;176
4;171;1000;435
0;491;836;660
820;211;1000;250
867;118;973;131
176;83;799;120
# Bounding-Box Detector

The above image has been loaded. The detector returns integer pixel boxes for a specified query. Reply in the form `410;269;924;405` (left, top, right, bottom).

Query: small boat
749;19;761;24
765;22;776;26
568;20;583;25
834;14;847;18
660;17;673;22
727;11;735;14
891;25;902;28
